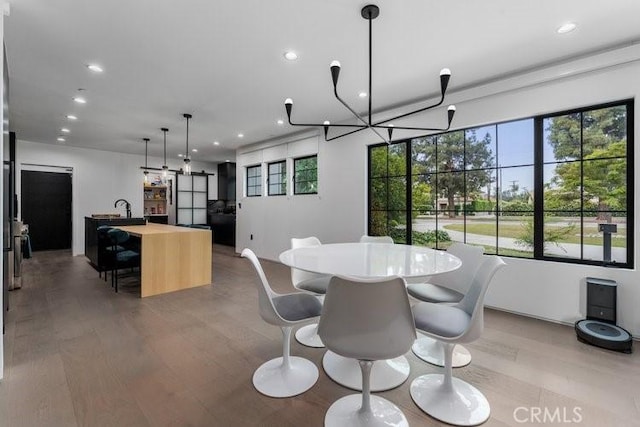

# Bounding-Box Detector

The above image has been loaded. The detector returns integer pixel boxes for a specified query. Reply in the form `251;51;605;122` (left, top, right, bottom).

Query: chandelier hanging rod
284;4;456;144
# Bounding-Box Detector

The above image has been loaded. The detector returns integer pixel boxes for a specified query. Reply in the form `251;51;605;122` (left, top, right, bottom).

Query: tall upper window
294;155;318;195
369;143;407;243
542;105;629;264
246;165;261;197
368;100;633;268
268;160;287;196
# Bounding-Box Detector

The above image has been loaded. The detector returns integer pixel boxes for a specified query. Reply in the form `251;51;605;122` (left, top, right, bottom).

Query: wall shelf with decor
143;184;169;224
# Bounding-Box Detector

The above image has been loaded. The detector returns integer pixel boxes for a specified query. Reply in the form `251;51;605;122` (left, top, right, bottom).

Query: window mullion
533;117;544;259
580;112;584;261
406;140;412;244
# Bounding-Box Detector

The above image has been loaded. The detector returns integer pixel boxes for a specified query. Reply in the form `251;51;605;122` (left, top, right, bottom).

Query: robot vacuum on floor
575;277;633;354
575;319;632;353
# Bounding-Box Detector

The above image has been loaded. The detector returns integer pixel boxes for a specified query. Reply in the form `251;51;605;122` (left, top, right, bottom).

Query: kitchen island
116;223;212;297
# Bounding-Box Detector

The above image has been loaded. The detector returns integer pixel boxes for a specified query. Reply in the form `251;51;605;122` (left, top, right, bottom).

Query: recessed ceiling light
284;51;298;61
225;160;230;162
178;153;183;157
61;128;70;133
57;137;65;142
358;92;367;98
557;22;577;34
87;64;103;73
192;148;198;152
213;141;220;146
66;115;77;120
237;133;244;138
277;119;284;125
73;97;86;104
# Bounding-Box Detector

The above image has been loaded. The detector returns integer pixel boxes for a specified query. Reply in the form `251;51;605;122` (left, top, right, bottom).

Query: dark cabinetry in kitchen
84;217;146;270
217;162;236;201
209;162;236;247
208;213;236;246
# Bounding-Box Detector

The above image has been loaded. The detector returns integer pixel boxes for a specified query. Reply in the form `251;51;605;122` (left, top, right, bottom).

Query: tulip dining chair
289;236;332;348
410;255;506;426
242;248;322;398
318;275;416;427
359;235;394;244
407;242;484;367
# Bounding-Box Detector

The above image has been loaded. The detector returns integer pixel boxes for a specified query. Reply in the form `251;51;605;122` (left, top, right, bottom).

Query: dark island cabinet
84;217;146;269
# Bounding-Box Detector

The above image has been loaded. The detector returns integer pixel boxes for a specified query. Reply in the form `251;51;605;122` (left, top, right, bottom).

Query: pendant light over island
182;113;192;176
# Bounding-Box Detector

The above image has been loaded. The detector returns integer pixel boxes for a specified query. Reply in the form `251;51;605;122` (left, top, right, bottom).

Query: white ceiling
5;0;640;163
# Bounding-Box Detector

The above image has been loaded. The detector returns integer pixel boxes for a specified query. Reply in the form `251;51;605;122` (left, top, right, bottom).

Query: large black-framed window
368;100;633;268
268;160;287;196
246;164;262;197
293;155;318;195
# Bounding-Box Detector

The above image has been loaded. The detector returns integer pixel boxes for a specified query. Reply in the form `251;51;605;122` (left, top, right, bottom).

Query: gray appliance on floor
575;278;632;353
574;225;632;353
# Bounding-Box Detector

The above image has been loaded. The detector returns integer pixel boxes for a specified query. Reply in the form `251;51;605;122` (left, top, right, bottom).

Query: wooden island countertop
117;223;212;297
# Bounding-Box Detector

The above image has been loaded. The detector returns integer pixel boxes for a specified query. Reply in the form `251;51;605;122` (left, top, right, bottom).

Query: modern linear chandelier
284;4;456;144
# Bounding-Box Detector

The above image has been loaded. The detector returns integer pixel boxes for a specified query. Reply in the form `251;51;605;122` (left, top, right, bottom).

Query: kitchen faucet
114;199;131;218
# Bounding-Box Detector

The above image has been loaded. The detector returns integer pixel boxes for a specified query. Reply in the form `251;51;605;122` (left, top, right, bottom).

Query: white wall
16;140;216;256
237;45;640;337
236;135;365;257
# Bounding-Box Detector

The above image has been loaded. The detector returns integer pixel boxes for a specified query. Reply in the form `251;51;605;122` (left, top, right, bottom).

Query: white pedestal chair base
412;334;472;368
295;323;325;348
410;374;490;426
322;350;410;392
252;356;319;398
325;394;409;427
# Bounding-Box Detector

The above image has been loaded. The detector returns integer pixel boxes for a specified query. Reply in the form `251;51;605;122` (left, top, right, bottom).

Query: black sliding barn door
21;170;72;251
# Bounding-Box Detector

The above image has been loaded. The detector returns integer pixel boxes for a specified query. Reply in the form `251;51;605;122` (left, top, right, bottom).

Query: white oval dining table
279;242;461;392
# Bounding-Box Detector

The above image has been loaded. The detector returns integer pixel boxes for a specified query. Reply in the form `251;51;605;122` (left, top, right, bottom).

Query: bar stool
97;225;119;282
106;228;140;293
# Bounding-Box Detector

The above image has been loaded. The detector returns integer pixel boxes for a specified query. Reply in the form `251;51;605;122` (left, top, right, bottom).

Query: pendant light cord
143;138;149;168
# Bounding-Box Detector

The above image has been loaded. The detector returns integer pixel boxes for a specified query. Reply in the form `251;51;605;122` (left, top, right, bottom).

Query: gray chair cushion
413;302;471;338
296;276;331;294
407;282;463;303
273;293;323;322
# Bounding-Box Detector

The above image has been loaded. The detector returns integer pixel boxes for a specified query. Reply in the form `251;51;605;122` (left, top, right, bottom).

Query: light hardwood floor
1;246;638;426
